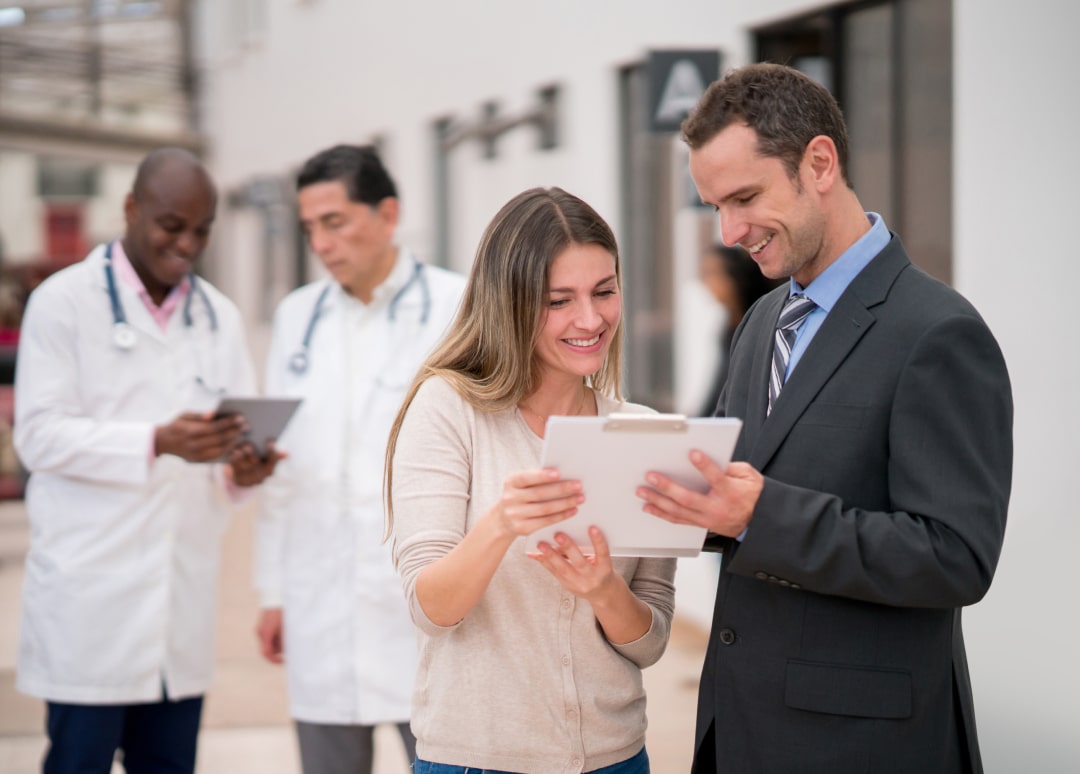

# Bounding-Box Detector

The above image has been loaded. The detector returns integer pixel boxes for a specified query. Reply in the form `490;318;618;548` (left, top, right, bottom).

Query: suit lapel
745;237;911;472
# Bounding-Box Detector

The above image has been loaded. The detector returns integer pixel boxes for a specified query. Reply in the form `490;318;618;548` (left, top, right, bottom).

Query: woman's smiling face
533;242;621;387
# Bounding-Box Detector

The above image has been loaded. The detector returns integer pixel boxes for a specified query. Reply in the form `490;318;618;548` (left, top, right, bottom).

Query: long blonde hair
384;187;624;534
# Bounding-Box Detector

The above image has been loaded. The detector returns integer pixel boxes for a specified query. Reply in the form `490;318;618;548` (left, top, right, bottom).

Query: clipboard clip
603;413;688;433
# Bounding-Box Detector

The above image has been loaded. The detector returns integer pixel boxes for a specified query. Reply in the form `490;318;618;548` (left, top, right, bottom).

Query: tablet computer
213;396;302;458
526;413;743;558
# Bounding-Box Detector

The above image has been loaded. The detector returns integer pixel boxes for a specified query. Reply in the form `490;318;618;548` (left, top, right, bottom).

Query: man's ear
377;197;400;229
804;135;840;193
123;192;138;226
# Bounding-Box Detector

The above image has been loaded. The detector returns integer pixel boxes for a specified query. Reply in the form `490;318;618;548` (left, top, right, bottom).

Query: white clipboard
526;413;743;558
213;396;303;458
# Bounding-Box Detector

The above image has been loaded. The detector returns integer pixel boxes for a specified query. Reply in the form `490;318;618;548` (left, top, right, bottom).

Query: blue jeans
413;745;649;773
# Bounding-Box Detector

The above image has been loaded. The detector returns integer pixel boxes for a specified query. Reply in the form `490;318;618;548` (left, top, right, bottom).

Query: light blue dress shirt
735;213;889;544
785;212;890;378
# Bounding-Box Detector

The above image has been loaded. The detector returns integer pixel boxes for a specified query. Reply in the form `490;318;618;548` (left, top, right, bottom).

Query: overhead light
0;7;27;27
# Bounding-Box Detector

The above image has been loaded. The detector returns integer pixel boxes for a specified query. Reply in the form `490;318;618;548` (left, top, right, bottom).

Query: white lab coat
13;243;256;704
257;249;465;725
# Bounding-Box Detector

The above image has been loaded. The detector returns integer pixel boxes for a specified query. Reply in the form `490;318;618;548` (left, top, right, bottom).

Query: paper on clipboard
213;396;302;458
526;413;743;558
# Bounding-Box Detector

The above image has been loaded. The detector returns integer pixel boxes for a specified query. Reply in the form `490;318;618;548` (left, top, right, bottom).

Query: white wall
197;0;742;262
0;152;41;261
954;1;1080;770
199;1;1080;769
85;162;138;246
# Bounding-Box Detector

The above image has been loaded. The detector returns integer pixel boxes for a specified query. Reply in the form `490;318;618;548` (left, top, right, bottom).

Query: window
758;0;953;283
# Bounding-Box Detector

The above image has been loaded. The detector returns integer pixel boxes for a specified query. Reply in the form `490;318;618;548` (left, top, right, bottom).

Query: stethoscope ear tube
288;262;431;375
103;240;217;351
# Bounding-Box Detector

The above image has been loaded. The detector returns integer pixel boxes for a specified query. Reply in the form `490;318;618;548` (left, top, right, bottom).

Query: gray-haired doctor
255;145;465;774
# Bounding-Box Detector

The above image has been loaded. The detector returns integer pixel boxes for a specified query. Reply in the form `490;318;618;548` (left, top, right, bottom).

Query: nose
719;208;750;248
576;298;603;330
175;229;203;258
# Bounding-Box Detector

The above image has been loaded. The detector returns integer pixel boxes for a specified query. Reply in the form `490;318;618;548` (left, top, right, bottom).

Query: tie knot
779;294;816;331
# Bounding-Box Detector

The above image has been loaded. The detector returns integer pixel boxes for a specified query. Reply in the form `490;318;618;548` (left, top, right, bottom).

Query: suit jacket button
718;628;736;646
754;571;768;580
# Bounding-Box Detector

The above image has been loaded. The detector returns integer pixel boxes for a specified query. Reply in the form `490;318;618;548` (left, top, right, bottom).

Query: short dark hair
296;144;398;205
681;63;851;186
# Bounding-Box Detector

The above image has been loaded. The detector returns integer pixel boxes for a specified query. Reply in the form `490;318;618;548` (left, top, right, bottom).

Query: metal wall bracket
437;84;559;159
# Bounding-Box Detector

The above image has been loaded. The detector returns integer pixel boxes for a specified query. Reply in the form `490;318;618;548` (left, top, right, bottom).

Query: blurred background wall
1;0;1078;770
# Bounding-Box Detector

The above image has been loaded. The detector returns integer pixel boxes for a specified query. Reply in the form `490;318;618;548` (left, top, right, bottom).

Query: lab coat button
718;628;736;646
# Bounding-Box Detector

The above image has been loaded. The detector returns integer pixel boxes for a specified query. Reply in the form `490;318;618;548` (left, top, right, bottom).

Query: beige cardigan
392;376;676;774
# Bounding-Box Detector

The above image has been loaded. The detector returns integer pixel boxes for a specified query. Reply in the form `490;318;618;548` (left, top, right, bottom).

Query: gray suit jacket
694;236;1012;773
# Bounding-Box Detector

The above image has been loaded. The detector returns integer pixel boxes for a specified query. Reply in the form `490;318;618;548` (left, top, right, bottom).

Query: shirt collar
110;239;191;309
335;246;414;311
790;212;890;311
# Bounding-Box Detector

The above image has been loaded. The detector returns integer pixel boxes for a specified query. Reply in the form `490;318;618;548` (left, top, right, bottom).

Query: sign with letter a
647;50;721;133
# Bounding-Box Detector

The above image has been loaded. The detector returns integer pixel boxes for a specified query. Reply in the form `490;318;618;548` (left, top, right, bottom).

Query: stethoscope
104;240;218;351
288;259;431;375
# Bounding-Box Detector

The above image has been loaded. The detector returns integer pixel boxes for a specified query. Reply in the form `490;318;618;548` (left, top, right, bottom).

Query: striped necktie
768;294;816;415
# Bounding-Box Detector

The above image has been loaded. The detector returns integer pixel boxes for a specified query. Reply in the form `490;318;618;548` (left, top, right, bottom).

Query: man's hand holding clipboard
528;413;743;557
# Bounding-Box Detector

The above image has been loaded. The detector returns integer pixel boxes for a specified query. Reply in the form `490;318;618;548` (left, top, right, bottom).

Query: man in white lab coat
13;147;281;774
255;145;465;774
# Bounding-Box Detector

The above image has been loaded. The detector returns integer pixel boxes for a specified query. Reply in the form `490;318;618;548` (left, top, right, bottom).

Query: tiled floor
0;500;708;773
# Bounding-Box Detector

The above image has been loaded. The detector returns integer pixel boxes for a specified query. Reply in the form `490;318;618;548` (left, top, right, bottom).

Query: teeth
566;335;600;347
746;235;771;255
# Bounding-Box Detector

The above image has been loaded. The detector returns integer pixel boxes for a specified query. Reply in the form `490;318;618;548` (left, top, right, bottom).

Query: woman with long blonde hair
385;187;674;773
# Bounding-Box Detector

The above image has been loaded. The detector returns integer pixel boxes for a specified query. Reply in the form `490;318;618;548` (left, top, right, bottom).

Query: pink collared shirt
110;240;190;330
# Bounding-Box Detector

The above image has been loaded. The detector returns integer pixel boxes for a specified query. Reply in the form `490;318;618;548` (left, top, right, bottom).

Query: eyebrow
299;211;344;228
548;274;618;294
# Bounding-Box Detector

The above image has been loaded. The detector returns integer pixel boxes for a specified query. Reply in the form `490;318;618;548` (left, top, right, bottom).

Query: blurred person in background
13;147;281;774
638;63;1012;773
254;144;465;774
386;187;675;774
697;243;782;417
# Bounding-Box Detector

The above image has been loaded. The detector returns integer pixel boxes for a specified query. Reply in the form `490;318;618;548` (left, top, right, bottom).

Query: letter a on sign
655;60;707;124
646;50;720;133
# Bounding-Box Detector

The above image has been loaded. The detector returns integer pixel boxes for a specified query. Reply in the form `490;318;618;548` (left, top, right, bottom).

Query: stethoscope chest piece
288;350;310;375
112;321;137;350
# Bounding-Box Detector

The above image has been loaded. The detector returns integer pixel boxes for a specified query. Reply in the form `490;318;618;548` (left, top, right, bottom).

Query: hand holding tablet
213;396;302;458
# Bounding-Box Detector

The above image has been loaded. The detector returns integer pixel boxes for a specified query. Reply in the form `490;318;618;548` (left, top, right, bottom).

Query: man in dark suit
638;63;1012;773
